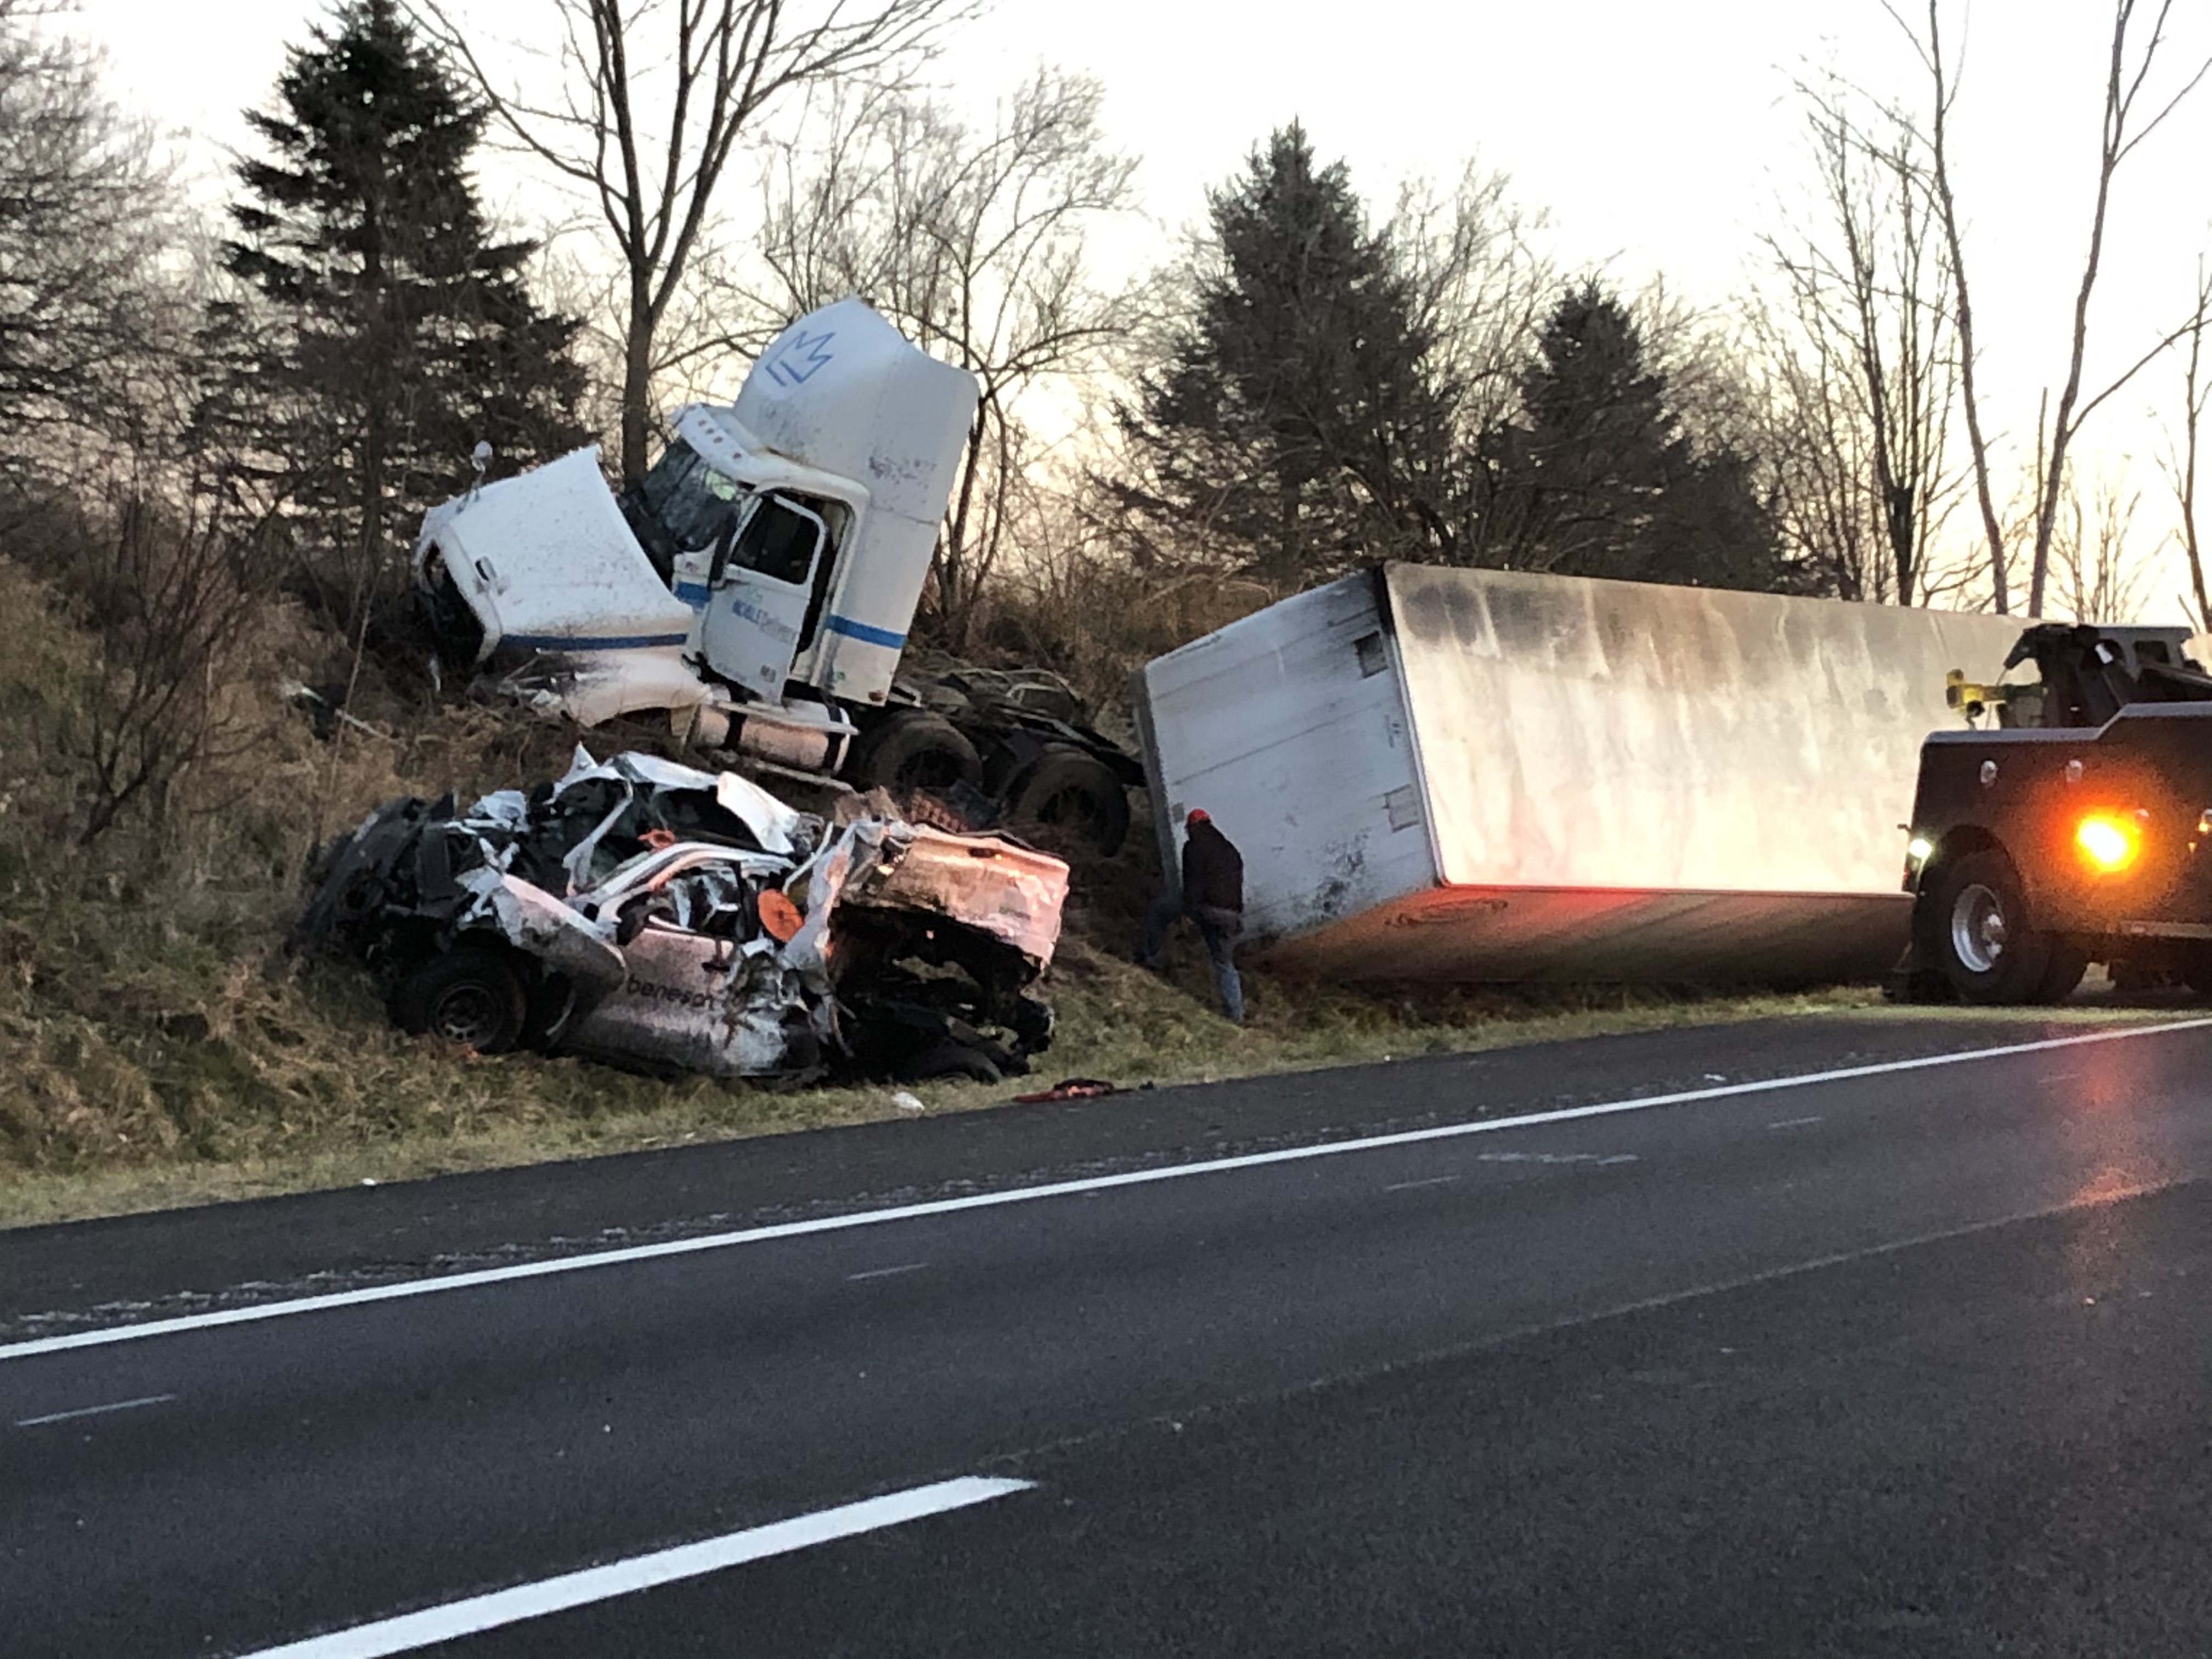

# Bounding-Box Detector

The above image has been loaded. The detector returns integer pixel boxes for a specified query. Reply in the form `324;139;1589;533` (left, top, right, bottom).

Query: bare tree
1893;0;2211;616
1760;76;1961;605
1887;0;2010;610
0;1;188;488
2023;1;2211;616
739;69;1137;648
414;0;974;484
1391;163;1554;456
2049;464;2152;624
2161;260;2212;626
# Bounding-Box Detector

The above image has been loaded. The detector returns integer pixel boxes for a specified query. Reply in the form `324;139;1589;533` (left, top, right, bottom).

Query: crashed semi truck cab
1900;622;2212;1003
416;297;972;770
414;298;1141;851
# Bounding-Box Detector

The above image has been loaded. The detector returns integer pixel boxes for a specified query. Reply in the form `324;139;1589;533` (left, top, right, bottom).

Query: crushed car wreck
294;749;1068;1085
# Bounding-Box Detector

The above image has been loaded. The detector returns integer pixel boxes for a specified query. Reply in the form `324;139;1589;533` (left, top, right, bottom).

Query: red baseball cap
1186;808;1209;825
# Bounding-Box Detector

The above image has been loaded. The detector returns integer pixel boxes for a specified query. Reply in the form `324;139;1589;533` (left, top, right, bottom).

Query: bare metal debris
295;748;1066;1085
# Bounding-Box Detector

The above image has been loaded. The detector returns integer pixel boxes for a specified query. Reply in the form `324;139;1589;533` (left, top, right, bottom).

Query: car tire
847;711;983;794
1926;850;2053;1005
900;1042;1005;1085
1003;744;1130;855
392;947;529;1053
521;978;578;1052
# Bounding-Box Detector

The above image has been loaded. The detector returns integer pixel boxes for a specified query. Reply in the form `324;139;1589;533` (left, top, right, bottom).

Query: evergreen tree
1479;281;1803;592
1117;124;1454;588
204;0;585;621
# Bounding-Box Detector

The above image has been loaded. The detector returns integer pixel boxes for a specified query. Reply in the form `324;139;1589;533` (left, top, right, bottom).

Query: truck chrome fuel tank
1132;565;2030;983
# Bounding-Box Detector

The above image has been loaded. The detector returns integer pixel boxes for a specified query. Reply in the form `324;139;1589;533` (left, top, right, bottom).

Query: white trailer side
1133;564;2030;983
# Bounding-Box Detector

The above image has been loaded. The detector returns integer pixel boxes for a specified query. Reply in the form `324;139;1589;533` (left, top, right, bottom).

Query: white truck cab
414;297;980;768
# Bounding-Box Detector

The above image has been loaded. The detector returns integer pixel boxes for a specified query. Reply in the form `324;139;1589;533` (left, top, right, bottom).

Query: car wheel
1003;744;1129;854
1926;850;2052;1005
900;1042;1005;1085
521;978;578;1052
393;947;529;1053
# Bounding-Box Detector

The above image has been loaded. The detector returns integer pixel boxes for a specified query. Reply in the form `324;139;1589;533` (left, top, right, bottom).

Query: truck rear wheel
1927;850;2053;1004
847;710;983;794
1004;744;1129;854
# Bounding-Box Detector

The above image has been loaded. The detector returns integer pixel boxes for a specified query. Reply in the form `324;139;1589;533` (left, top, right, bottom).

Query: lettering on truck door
701;494;829;696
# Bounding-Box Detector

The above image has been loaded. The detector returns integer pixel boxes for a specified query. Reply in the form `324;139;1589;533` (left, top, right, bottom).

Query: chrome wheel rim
1950;882;2008;975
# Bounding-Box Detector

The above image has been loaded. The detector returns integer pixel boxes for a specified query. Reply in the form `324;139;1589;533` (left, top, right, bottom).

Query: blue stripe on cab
506;633;692;651
674;582;710;605
823;614;906;650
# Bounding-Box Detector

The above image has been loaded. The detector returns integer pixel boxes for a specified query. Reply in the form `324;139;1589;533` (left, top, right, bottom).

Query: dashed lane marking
845;1262;929;1282
230;1475;1035;1658
14;1392;176;1427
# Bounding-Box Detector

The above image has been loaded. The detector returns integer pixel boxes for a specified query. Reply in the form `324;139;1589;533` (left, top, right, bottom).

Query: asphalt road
9;1007;2212;1656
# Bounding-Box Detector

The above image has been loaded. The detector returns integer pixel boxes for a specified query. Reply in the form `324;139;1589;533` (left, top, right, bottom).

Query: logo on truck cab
765;329;836;388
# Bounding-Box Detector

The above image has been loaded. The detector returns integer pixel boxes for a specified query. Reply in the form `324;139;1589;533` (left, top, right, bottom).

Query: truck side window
732;495;823;586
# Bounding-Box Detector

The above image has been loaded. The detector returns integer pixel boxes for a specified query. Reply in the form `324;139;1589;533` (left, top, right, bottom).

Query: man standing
1139;807;1245;1024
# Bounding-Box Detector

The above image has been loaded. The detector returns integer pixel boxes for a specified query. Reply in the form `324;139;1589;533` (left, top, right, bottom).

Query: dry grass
0;553;1909;1232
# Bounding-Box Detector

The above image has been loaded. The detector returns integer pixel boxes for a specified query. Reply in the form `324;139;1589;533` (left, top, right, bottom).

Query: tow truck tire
393;947;529;1053
2036;943;2090;1005
1004;744;1130;855
847;711;983;794
1926;850;2052;1005
2181;953;2212;999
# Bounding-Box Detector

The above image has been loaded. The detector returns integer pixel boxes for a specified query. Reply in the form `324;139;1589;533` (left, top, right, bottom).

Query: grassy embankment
0;555;1886;1229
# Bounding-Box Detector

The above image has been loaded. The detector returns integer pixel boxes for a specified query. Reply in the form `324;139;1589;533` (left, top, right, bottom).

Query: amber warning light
2075;812;2141;873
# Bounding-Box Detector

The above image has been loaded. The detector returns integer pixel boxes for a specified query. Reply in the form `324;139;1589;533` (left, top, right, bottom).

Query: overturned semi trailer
1131;564;2032;984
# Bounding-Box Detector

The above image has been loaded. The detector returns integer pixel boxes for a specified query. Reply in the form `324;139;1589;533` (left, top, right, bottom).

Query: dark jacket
1181;819;1243;913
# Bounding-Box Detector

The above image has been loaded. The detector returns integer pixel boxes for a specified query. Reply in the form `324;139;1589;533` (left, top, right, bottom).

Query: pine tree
1480;281;1802;592
1117;124;1454;588
204;0;585;622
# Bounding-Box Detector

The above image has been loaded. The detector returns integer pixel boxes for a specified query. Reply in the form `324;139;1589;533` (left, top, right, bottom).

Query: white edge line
232;1475;1034;1659
7;1017;2209;1364
13;1391;176;1426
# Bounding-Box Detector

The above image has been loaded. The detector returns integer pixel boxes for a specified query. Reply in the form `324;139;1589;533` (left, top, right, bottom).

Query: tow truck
1899;621;2212;1002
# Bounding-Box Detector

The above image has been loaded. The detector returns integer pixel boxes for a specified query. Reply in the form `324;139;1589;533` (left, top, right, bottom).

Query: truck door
701;494;829;698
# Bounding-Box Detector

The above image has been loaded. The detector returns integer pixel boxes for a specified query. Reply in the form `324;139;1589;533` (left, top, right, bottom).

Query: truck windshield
635;440;744;550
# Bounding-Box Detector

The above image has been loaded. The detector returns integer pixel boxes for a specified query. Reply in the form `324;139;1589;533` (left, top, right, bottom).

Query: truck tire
1003;744;1129;855
848;710;983;793
392;947;529;1053
1925;850;2053;1005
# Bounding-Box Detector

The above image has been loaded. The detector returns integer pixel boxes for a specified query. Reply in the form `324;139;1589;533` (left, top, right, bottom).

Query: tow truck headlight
1906;836;1933;866
2075;812;2141;873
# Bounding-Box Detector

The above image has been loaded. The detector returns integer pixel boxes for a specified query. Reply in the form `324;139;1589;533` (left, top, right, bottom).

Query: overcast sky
75;0;2212;610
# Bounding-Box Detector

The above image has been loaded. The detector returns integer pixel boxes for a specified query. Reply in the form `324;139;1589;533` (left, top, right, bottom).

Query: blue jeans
1139;894;1244;1023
